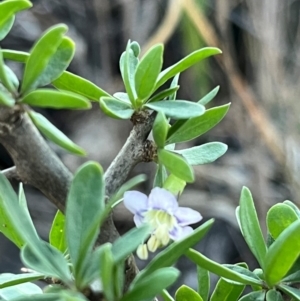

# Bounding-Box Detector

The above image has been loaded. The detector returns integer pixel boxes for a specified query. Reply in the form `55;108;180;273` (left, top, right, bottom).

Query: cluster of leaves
0;163;215;300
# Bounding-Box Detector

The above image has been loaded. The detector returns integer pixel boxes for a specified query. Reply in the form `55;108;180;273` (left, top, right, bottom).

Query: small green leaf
0;283;43;300
0;85;14;107
18;183;38;238
264;219;300;286
121;41;138;106
168;74;180;100
198;86;220;106
1;49;29;62
0;48;16;93
99;243;115;301
33;37;75;89
239;291;266;301
267;203;298;239
153;111;169;148
239;187;267;269
161;290;175;301
65;162;105;282
0;0;32;30
145;100;205;120
174;142;228;165
135;44;164;102
122;268;180;301
197;266;210;301
133;219;214;285
28;111;86;156
0;15;15;41
155;47;222;89
100;97;134;119
278;284;300;301
130;41;140;57
283;200;300;218
53;71;111;101
282;270;300;283
0;273;44;289
21;89;91;109
210;273;245;301
148;86;179;103
0;173;38;248
21;240;72;284
163;174;186;196
266;289;283;301
21;24;68;94
158;149;194;183
49;210;67;253
176;285;203;301
186;249;263;286
153;164;168;188
112;225;150;263
167;104;230;144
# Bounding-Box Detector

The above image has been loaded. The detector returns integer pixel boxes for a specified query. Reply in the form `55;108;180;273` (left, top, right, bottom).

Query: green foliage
121;268;180;301
167;103;230;144
145;100;205;120
197;266;210;301
65;162;105;283
100;97;134;119
49;210;67;253
21;89;91;109
53;71;111;100
28;111;86;156
267;203;299;239
21;24;69;94
158;149;194;183
174;142;228;165
237;187;267;269
175;285;203;301
135;44;164;102
0;0;32;37
264;220;300;286
153;112;169;148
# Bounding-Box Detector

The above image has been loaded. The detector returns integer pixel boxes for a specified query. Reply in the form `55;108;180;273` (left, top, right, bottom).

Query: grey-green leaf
21;240;72;284
28;111;86;156
100;97;134;119
145;100;205;120
174;142;228;165
65;162;105;281
198;86;220;106
167;104;230;144
112;225;151;263
239;187;267;269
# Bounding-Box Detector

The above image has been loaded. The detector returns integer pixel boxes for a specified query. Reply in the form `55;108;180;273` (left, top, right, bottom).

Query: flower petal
174;207;202;226
134;214;144;227
169;226;193;240
148;187;178;213
123;191;148;214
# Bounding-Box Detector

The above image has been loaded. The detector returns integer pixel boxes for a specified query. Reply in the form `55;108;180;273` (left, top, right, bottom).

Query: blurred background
1;0;300;294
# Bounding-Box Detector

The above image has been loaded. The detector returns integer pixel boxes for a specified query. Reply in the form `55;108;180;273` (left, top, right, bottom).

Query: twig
1;166;18;181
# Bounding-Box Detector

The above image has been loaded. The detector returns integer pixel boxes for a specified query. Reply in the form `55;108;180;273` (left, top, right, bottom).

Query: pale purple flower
124;187;202;255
